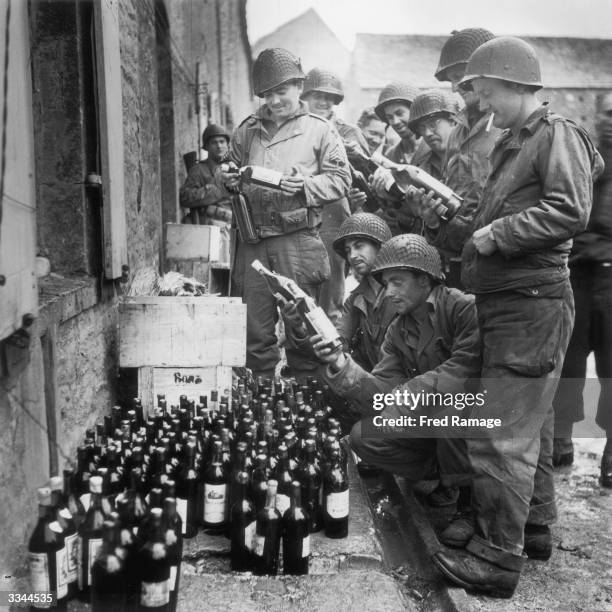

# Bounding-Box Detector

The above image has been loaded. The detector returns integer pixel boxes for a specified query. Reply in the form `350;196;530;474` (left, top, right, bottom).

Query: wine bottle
79;475;109;601
63;469;86;530
322;449;349;539
282;481;310;575
253;480;282;576
28;487;68;610
251;259;342;351
201;440;229;533
273;444;293;517
91;519;127;612
137;508;170;612
250;454;269;513
297;439;322;533
175;442;198;538
162;499;182;612
230;471;256;572
49;476;79;599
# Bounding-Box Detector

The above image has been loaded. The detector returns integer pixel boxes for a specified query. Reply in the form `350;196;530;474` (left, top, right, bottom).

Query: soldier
356;107;387;154
431;37;603;598
179;124;233;226
420;28;498;288
310;234;479;490
300;68;370;325
552;92;612;488
219;48;351;381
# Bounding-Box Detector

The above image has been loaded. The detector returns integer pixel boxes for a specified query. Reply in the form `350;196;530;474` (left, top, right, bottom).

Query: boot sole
432;555;515;599
439;535;471;548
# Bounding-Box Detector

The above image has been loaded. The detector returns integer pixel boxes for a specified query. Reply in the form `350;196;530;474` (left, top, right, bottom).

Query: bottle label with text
87;538;103;587
56;547;68;598
203;483;227;524
275;494;290;516
326;490;349;518
141;580;170;607
64;532;79;583
177;497;188;534
28;552;50;593
254;534;265;557
244;521;257;551
302;535;311;558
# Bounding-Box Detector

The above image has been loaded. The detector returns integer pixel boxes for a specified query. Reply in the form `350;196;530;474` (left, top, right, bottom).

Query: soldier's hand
371;167;395;199
218;162;241;190
472;223;498;255
280;166;305;195
281;302;307;337
416;189;442;229
348;188;368;212
310;334;347;371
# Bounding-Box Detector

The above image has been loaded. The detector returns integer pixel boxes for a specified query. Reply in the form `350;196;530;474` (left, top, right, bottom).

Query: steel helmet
372;234;444;282
301;68;344;104
374;81;420;122
201;124;230;149
332;213;392;259
252;48;305;97
435;28;495;82
460;36;542;90
408;90;460;131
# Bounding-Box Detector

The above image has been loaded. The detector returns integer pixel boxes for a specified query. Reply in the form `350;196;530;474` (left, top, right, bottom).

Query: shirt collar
254;100;310;122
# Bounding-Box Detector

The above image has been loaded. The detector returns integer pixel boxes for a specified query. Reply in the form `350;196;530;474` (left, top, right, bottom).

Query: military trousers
465;284;574;567
232;229;331;380
318;199;351;326
553;262;612;436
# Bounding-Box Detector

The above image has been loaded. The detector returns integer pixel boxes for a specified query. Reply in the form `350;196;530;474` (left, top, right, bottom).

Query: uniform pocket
294;229;331;286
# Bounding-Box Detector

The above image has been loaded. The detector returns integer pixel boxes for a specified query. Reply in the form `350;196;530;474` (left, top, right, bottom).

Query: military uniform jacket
324;284;481;415
425;109;500;258
337;275;397;371
229;101;351;237
461;104;604;293
179;158;232;223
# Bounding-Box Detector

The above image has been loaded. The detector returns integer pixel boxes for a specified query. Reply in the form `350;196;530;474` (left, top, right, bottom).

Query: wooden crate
118;296;246;367
138;366;233;413
164;223;234;295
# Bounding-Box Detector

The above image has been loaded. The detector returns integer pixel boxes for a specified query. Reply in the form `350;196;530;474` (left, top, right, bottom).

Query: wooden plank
138;366;233;412
165;223;221;262
119;297;246;367
94;0;128;279
41;325;59;476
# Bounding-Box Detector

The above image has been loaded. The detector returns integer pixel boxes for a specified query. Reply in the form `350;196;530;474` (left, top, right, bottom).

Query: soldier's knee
349;420;364;454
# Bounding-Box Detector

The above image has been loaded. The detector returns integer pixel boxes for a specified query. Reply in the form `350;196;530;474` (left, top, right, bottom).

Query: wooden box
164;223;234;295
118;296;246;367
137;365;233;413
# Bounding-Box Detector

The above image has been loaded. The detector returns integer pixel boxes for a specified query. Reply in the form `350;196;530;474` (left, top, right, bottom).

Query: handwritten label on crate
151;367;232;408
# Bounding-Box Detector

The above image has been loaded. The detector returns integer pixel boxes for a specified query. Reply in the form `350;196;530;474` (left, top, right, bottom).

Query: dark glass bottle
75;445;92;498
297;439;322;533
230;471;256;572
282;481;310;575
78;475;109;601
91;519;127;612
175;442;198;538
253;480;282;576
49;476;79;600
322;450;349;539
229;442;251;511
273;444;293;517
28;487;68;610
201;440;229;533
250;454;269;513
122;467;148;535
63;469;86;531
137;508;170;612
162;499;182;612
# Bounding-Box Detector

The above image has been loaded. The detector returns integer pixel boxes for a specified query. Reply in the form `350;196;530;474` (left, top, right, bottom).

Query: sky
246;0;612;48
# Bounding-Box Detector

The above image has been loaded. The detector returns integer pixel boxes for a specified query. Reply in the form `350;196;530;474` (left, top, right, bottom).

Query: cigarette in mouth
485;113;495;132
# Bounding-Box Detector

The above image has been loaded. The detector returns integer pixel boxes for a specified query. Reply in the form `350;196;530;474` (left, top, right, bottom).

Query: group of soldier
179;28;612;598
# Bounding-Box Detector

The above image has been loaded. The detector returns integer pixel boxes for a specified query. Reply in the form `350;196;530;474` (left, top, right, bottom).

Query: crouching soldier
310;234;480;500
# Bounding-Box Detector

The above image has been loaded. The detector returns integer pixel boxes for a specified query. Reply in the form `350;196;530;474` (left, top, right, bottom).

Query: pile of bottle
28;376;350;610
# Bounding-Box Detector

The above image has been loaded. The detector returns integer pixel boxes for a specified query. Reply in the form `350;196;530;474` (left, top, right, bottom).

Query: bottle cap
267;479;278;495
37;487;52;505
89;475;103;493
48;476;63;491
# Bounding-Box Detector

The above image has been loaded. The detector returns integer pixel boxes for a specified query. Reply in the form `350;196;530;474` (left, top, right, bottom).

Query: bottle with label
49;476;79;600
239;165;284;191
28;487;68;610
272;444;293;517
251;260;342;352
322;449;349;539
137;508;170;612
175;442;198;538
297;439;322;533
201;440;229;534
62;469;85;531
78;475;108;601
162;499;182;612
91;519;127;612
122;467;148;535
253;480;282;576
282;481;310;575
230;471;256;572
